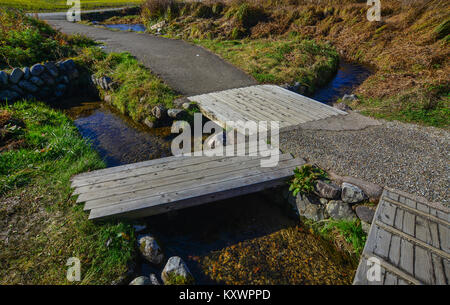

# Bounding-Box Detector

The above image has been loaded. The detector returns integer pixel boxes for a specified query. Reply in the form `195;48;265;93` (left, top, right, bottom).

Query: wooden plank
438;223;449;253
429;221;440;250
79;154;293;205
402;210;416;236
389;235;401;267
353;257;369;285
261;85;345;116
88;163;300;220
240;87;324;122
83;157;303;210
373;226;392;260
384;272;398;285
73;144;276;188
377;199;397;227
218;88;309;125
414;245;433;284
394;208;404;231
399;239;414;276
74;152;279;195
415;216;433;245
431;253;447;285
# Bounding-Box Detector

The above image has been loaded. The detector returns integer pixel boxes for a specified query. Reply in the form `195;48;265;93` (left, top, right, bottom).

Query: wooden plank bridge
354;188;449;285
188;85;347;131
72;85;339;220
72;147;305;220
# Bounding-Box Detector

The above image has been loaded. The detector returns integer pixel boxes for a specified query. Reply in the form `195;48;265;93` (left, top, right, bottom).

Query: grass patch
306;218;367;258
77;47;179;123
0;0;143;12
194;38;339;94
0;101;135;284
0;8;95;69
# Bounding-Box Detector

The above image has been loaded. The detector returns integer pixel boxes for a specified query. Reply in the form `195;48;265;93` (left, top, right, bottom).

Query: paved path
45;20;256;96
33;7;134;20
354;188;449;285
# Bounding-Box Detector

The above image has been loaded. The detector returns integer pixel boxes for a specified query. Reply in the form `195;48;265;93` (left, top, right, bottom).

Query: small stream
65;60;370;284
103;24;146;32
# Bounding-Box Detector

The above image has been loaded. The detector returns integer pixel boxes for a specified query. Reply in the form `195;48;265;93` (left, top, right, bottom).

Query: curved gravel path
280;119;449;205
44;20;256;96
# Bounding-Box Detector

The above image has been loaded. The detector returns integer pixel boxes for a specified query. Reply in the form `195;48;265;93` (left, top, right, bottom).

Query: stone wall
0;60;81;103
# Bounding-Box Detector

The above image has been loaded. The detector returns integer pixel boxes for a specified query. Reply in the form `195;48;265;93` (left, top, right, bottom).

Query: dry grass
141;0;449;127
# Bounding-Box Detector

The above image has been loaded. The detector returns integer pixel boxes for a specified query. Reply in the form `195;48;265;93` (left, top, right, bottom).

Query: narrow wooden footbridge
72;85;342;220
354;188;449;285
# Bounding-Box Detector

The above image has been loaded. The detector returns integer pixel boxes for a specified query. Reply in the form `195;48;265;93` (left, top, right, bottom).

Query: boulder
37;87;52;99
161;256;194;285
342;94;358;102
173;97;190;108
10;85;25;96
341;182;367;204
144;117;155;129
30;76;45;87
355;205;376;224
129;276;150;285
326;200;356;221
103;94;113;103
0;90;20;102
167;109;185;119
0;71;8;87
54;84;67;97
333;102;352;112
18;80;39;93
61;59;76;71
40;73;55;86
23;67;31;80
44;62;59;78
68;68;79;80
361;221;371;234
152;105;167;120
30;64;45;76
9;68;24;84
293;194;327;221
182;102;194;110
315;180;341;199
138;235;164;265
149;274;161;285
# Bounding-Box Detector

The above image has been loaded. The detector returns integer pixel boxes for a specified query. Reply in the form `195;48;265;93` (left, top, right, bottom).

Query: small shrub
289;164;328;197
141;0;178;20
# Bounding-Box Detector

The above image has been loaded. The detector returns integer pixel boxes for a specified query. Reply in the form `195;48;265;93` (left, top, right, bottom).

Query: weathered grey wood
402;210;416;237
415;216;433;245
431;253;447;285
389;235;401;267
377;199;397;227
399;239;415;277
88;164;301;220
373;226;392;260
75;152;282;197
394;208;404;230
384;272;398;285
414;245;433;284
80;154;295;208
188;85;347;133
438;223;449;253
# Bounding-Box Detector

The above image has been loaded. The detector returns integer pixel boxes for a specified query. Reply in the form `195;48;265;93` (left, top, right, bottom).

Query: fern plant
289;164;328;197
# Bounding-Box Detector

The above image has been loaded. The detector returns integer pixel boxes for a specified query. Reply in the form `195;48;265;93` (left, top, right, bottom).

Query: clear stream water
66;61;370;284
103;23;147;32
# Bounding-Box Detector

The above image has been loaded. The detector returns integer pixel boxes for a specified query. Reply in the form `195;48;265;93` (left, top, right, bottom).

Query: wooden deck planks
72;150;305;220
354;188;449;285
188;85;346;131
